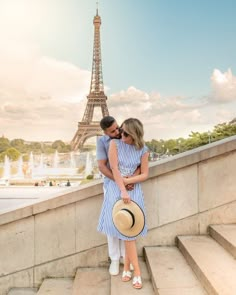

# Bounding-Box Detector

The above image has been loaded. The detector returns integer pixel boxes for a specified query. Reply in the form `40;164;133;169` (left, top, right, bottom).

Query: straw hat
112;200;145;238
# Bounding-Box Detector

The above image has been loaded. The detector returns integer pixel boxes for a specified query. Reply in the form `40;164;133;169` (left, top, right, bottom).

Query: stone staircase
7;259;154;294
7;224;236;294
145;224;236;294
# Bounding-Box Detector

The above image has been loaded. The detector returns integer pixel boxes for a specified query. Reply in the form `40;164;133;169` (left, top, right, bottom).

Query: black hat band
121;208;135;228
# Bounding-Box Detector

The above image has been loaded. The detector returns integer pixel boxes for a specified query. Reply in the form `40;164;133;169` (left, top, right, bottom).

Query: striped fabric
97;139;149;241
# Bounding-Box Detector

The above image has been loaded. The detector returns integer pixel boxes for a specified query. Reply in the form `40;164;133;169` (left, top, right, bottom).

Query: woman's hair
121;118;145;149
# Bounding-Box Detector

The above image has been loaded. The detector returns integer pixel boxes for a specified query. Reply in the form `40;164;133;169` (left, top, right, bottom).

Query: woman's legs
123;240;142;288
122;241;132;282
124;240;141;276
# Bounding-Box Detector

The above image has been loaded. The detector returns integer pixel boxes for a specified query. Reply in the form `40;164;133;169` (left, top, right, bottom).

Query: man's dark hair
100;116;116;130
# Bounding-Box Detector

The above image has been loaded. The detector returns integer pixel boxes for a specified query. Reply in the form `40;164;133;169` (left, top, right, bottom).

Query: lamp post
208;131;211;144
151;143;155;161
162;144;165;154
178;140;181;153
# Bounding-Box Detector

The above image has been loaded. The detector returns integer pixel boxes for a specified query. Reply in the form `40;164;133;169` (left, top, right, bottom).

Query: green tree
165;139;179;155
0;137;10;153
43;146;56;154
0;147;20;161
11;139;27;153
52;140;66;152
213;122;236;140
59;144;72;153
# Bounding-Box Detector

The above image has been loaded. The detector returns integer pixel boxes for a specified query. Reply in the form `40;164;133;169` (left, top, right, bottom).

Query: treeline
1;119;236;162
146;119;236;155
0;139;71;162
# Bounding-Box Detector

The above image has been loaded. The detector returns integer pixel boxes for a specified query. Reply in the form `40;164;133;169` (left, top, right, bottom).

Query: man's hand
123;176;135;191
126;183;134;191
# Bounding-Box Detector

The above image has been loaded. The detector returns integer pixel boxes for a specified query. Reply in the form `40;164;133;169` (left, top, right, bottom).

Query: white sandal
132;276;142;289
122;270;132;282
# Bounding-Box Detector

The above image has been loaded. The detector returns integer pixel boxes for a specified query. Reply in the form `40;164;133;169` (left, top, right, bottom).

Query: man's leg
120;239;125;259
119;239;125;265
107;235;121;275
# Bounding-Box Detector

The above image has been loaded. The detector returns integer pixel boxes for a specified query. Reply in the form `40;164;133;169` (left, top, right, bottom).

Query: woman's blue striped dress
97;139;148;241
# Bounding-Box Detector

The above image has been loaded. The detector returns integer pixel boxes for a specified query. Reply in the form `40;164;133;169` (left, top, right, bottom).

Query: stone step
209;224;236;258
177;235;236;294
111;258;154;294
72;267;110;295
36;278;73;295
144;246;207;294
8;288;38;295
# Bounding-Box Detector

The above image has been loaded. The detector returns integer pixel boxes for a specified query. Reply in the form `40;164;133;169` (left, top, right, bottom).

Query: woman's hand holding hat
121;190;130;204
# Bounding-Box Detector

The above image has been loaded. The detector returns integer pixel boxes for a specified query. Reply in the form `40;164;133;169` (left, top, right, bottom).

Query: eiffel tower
71;7;109;151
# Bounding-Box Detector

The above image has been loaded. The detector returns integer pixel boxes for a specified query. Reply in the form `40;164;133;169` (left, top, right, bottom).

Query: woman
97;118;149;289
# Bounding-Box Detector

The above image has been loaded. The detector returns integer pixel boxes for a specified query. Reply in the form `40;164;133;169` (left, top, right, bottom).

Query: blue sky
0;0;235;142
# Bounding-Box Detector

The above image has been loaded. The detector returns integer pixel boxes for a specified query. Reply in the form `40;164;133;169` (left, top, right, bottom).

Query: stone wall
1;135;236;293
139;137;236;251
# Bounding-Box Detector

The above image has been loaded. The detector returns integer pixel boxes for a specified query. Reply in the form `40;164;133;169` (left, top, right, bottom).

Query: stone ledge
149;135;236;178
0;180;103;226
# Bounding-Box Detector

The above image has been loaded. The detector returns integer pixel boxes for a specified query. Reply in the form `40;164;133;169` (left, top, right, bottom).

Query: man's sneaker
120;257;134;271
109;260;119;276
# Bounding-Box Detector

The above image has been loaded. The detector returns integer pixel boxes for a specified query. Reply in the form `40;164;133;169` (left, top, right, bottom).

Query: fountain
0;155;11;185
33;154;45;177
28;152;34;178
70;152;76;168
3;155;11;179
85;152;93;177
0;150;97;186
53;150;59;169
29;151;80;178
16;155;24;178
39;154;44;170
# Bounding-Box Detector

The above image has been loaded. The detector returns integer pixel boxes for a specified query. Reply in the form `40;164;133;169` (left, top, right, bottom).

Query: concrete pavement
0;187;72;215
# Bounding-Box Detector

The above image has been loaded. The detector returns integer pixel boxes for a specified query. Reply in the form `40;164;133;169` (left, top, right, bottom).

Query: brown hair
121;118;145;149
100;116;116;130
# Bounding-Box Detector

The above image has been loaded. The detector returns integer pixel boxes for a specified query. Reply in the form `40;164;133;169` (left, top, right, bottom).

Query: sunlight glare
0;0;42;38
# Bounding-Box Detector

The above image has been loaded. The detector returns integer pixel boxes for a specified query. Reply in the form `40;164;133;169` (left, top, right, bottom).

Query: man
96;116;124;275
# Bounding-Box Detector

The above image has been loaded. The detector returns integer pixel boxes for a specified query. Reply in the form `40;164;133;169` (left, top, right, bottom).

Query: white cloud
0;39;91;141
107;87;210;140
210;68;236;102
107;82;236;140
215;108;235;123
0;40;90;103
0;43;235;143
26;57;90;102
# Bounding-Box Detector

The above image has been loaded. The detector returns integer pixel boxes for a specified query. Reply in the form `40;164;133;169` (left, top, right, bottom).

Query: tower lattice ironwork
71;8;109;150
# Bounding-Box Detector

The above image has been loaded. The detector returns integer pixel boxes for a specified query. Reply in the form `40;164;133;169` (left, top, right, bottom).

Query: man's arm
133;165;141;176
97;159;114;180
96;136;114;180
124;165;141;190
